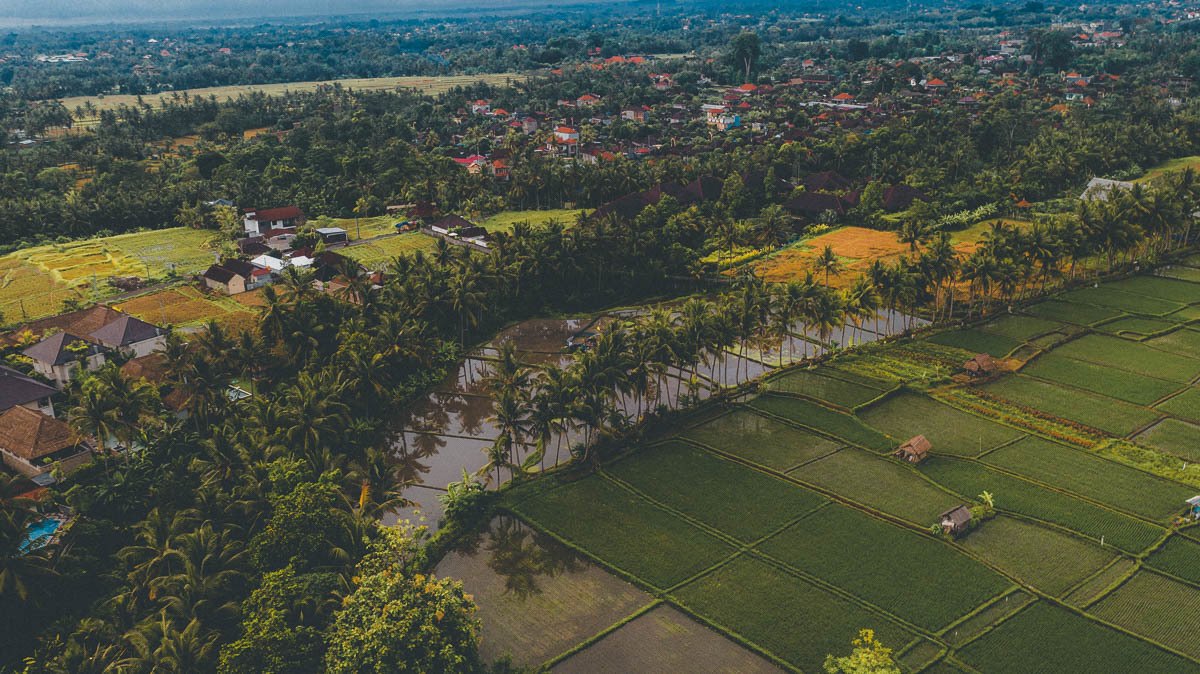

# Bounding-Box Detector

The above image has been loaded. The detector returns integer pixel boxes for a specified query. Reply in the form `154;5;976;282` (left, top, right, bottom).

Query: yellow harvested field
60;73;525;116
115;285;262;329
752;227;911;287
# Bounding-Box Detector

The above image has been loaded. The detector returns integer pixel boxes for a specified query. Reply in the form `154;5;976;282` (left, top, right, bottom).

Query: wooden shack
894;435;932;464
939;505;973;537
963;353;998;377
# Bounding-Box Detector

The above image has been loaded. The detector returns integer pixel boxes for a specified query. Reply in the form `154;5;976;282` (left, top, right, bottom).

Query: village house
576;93;601;107
894;435;932;464
88;314;167;358
553;126;580;155
0;365;57;417
0;406;91;482
1081;177;1133;202
202;259;263;295
939;505;973;537
243;205;306;236
22;332;107;387
316;227;349;246
963;353;998;377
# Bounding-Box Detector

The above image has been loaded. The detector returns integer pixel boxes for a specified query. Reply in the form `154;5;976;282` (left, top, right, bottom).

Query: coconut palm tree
812;244;843;287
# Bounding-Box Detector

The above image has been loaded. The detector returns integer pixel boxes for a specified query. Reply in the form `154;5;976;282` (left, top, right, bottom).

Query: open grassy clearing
959;516;1117;596
759;504;1010;631
433;515;653;667
1135;418;1200;462
1134;155;1200;183
672;555;919;673
981;436;1193;521
480;209;586;233
925;328;1022;358
607;441;826;542
979;315;1067;342
1091;570;1200;661
920;457;1165;554
1058;285;1186;316
788;448;960;525
1021;352;1181;405
1025;298;1125;325
765;368;890;408
1146;536;1200;585
552;604;785;674
680;408;842;471
981;375;1159;436
957;601;1200;674
341;232;438;268
1050;334;1200;383
512;477;735;589
860;391;1025;457
748;394;893;452
59;73;525;115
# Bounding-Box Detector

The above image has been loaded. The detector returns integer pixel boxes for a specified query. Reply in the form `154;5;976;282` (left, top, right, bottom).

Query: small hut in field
894;435;932;464
963;353;998;377
939;505;973;537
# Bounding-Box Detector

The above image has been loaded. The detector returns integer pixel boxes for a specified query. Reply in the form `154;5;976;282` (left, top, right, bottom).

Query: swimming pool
20;516;61;553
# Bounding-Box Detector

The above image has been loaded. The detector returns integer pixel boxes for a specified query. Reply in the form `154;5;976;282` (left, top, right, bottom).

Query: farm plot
920;457;1165;554
480;209;587;233
1135;418;1200;462
606;441;826;542
980;315;1067;342
788;448;960;525
981;375;1159;436
1146;327;1200;354
1025;299;1124;326
115;285;249;327
1021;353;1180;405
925;329;1022;358
552;604;785;674
1062;558;1137;608
1058;285;1185;316
433;515;653;667
680;408;842;471
959;516;1117;596
1104;275;1200;304
1155;387;1200;424
1146;536;1200;585
748;395;892;452
759;504;1010;631
1091;570;1200;660
512;477;735;589
942;591;1035;646
956;601;1200;674
1095;316;1178;339
766;368;890;409
981;436;1193;520
1050;334;1200;383
860;391;1024;457
341;232;437;268
750;226;910;288
672;556;920;673
1160;266;1200;283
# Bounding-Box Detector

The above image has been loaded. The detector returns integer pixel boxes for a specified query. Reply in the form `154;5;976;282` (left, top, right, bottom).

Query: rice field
680;409;842;471
1146;536;1200;585
958;516;1117;596
749;394;893;452
764;368;892;409
340;232;438;269
861;391;1025;457
981;375;1160;436
788;448;960;525
1090;571;1200;660
115;285;259;329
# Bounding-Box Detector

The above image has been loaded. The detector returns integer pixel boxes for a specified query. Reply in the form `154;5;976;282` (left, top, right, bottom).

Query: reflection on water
451;514;585;600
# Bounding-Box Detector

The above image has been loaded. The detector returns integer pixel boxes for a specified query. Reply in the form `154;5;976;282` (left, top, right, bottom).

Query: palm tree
812;244;843;287
898;219;930;253
68;379;120;455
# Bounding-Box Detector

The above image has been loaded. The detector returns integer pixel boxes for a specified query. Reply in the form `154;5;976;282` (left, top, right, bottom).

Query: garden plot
1146;536;1200;585
1104;275;1200;304
433;515;653;667
759;504;1010;631
1146;327;1200;354
1058;286;1185;316
680;408;842;471
981;436;1193;520
980;315;1067;342
1025;299;1125;325
748;395;893;452
920;457;1164;554
673;556;921;673
1091;570;1200;661
981;375;1159;437
1022;353;1181;405
513;477;735;589
552;604;785;674
926;329;1022;358
606;441;826;542
959;516;1117;596
942;591;1035;647
1095;316;1178;339
766;368;891;409
1050;334;1200;383
341;232;437;268
1062;558;1137;608
957;601;1200;674
1156;387;1200;424
860;391;1024;457
788;448;960;525
1134;418;1200;462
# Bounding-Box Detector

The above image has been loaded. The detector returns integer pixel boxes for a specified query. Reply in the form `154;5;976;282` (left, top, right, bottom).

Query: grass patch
957;601;1200;674
1146;328;1200;354
479;209;586;233
943;591;1034;646
513;476;735;589
1104;275;1200;304
681;408;842;471
341;232;438;268
1062;558;1137;608
767;369;890;408
1058;286;1185;317
760;504;1010;631
926;329;1021;358
960;516;1117;596
789;448;960;525
1096;316;1178;339
860;391;1024;457
1051;334;1200;384
920;457;1164;554
1091;571;1200;661
1146;536;1200;585
982;375;1158;436
1157;266;1200;283
672;555;918;673
981;436;1193;521
1157;388;1200;424
1135;418;1200;462
748;394;892;452
607;441;826;542
981;315;1066;341
1025;299;1124;325
1022;353;1180;405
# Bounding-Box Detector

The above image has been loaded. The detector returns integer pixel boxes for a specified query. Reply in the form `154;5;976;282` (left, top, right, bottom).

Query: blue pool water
20;517;61;553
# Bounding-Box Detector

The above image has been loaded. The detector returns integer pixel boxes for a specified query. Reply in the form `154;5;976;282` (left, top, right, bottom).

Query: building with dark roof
0;406;90;480
243;205;306;236
22;332;106;387
0;366;57;416
88;314;166;356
